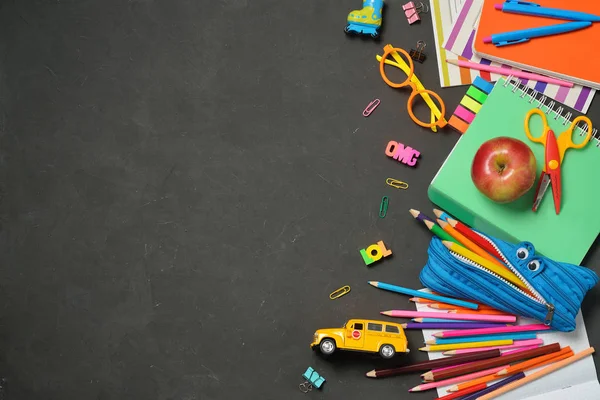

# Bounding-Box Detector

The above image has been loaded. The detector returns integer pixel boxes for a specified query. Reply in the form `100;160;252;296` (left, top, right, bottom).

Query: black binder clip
409;41;427;63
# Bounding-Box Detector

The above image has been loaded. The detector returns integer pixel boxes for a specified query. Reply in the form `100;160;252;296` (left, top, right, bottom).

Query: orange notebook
474;0;600;89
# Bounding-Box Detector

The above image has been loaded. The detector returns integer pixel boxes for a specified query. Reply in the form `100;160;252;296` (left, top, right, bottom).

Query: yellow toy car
310;319;409;359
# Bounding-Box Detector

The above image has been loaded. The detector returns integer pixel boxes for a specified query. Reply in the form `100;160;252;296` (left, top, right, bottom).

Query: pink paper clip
363;99;380;117
402;1;428;25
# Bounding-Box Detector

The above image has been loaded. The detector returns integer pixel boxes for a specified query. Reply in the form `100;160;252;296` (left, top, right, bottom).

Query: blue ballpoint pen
483;21;592;46
496;1;600;22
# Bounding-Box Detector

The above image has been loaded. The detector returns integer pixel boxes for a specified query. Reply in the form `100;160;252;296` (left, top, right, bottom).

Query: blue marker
496;1;600;22
484;21;592;46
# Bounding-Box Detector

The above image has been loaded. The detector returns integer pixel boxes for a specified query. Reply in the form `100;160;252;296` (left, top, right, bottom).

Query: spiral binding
503;76;600;147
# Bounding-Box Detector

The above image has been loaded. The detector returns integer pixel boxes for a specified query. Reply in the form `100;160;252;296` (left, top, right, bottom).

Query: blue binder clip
299;367;325;392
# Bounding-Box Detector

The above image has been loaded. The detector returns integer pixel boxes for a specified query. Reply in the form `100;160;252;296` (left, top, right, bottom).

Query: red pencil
433;383;487;400
446;218;503;261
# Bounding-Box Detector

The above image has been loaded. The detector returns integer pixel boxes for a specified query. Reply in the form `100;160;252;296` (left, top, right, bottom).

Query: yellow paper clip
329;285;351;300
386;178;409;189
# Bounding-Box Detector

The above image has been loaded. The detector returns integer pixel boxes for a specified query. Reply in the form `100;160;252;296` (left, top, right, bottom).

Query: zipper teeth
449;251;541;304
473;231;547;304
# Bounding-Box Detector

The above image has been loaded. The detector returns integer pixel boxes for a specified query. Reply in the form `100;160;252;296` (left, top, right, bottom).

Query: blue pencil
368;281;479;310
433;208;453;222
428;332;537;345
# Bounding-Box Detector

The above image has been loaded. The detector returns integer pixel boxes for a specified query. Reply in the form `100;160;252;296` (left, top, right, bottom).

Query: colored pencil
444;217;504;261
426;343;560;381
461;373;525;400
426;332;537;345
402;322;506;330
496;346;573;375
409;365;508;392
434;383;488;400
442;241;529;292
443;339;543;355
433;208;453;222
435;324;551;338
368;281;479;310
438;219;505;267
420;340;513;352
443;307;514;316
477;348;595;400
427;302;498;311
382;310;516;323
364;349;501;378
445;59;574;88
429;345;538;375
424;219;459;244
409;208;434;223
413;318;508;324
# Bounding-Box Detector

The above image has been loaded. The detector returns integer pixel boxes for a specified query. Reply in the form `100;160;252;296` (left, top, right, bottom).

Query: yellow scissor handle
558;116;592;162
376;47;443;132
524;108;551;145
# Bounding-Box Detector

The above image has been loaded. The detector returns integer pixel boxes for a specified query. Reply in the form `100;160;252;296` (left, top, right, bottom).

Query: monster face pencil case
420;233;598;332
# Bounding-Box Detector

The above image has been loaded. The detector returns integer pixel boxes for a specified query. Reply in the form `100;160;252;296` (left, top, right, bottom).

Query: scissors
524;109;592;214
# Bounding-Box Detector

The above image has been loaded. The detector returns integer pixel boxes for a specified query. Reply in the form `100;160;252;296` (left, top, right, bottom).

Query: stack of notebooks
428;77;599;265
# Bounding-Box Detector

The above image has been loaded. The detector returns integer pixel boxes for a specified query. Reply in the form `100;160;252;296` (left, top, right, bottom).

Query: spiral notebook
429;77;599;265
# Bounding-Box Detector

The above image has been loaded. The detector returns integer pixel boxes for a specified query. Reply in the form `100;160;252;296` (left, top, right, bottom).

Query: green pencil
423;219;459;244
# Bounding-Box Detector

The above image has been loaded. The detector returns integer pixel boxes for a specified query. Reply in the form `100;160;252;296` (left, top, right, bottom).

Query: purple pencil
409;209;434;223
402;322;508;330
461;372;526;400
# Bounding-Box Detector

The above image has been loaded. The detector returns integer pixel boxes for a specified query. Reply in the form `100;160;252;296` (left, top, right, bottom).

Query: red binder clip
402;1;428;25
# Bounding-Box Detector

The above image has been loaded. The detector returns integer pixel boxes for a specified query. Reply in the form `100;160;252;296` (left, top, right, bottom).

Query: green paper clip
379;196;389;218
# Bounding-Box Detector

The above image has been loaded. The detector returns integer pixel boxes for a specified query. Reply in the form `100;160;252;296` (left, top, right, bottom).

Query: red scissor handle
545;131;562;214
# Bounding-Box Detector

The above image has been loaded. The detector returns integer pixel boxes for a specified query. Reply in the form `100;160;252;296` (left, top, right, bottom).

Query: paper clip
363;98;380;117
386;178;409;189
409;41;427;63
402;1;428;24
329;285;351;300
379;196;389;218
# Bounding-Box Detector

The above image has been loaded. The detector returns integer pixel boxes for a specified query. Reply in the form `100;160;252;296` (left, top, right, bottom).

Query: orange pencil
438;220;506;268
447;372;501;392
496;347;574;375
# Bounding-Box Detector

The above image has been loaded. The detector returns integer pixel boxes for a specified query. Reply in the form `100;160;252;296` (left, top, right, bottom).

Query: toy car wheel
379;344;395;359
319;338;336;355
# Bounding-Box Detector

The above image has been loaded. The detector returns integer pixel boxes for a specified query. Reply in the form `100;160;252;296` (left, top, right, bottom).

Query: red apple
471;137;537;203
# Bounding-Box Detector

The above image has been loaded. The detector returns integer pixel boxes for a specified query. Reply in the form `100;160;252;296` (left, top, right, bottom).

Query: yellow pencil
419;339;513;352
442;241;529;292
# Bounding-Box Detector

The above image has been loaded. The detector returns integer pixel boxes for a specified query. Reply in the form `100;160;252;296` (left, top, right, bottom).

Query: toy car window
385;325;400;333
367;323;383;331
354;323;363;330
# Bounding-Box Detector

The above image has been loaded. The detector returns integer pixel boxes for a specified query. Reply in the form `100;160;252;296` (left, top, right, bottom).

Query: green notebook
429;78;599;265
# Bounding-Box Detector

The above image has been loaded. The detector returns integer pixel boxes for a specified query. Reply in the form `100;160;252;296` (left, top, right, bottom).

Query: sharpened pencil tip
437;219;448;228
423;219;435;229
401;323;407;328
418;347;428;351
433;333;443;338
409;386;421;392
365;370;376;378
368;281;378;287
442;240;453;249
409;209;419;218
381;311;392;316
448;386;458;392
433;209;443;218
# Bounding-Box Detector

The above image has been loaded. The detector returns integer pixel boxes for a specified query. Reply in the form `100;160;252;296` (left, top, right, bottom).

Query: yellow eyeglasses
377;45;447;131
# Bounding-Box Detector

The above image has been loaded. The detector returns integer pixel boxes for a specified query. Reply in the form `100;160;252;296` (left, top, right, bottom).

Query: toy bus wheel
344;25;351;34
379;344;395;359
319;338;336;355
370;32;379;39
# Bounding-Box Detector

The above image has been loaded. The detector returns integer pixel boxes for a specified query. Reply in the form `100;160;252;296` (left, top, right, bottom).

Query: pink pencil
428;344;540;374
442;339;543;355
435;324;551;338
381;310;516;323
409;365;509;392
445;59;574;88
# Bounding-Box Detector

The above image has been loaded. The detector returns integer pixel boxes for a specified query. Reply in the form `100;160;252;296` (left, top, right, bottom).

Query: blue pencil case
420;232;598;332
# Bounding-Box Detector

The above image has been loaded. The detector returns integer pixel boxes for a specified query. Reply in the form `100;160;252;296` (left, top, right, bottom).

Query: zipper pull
544;303;555;326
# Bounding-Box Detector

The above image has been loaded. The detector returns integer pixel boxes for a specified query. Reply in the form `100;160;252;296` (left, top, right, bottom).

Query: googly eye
528;260;540;271
517;247;529;260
